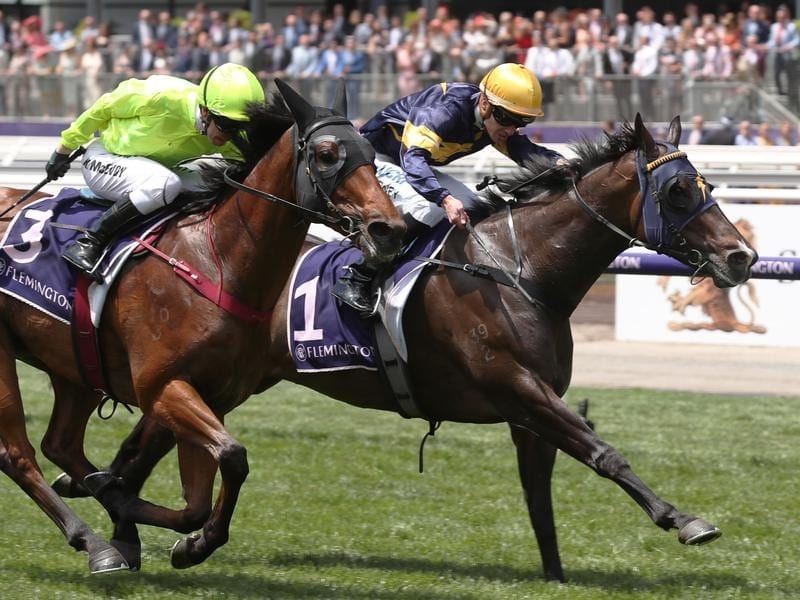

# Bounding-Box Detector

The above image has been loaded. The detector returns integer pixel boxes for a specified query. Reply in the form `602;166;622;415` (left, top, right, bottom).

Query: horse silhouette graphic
659;219;766;334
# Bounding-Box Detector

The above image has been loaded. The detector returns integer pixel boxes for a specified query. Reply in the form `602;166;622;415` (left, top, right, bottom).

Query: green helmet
198;63;265;122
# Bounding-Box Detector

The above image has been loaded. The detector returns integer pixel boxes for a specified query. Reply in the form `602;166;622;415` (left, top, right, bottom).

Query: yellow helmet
479;63;544;119
199;63;265;122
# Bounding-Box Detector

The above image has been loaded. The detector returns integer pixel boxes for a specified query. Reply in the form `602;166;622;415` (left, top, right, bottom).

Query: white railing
2;137;798;204
440;144;800;204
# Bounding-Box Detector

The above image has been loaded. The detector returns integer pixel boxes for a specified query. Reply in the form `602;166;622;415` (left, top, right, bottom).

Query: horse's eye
316;141;340;166
666;179;695;211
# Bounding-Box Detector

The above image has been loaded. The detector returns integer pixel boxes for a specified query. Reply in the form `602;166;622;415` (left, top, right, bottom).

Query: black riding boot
63;198;142;280
331;257;378;314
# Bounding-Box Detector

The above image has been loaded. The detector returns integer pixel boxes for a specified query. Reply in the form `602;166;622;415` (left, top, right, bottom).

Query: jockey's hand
442;195;470;229
46;150;72;180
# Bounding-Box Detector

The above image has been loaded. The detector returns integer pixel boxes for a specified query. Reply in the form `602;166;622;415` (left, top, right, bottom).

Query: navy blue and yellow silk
360;82;562;205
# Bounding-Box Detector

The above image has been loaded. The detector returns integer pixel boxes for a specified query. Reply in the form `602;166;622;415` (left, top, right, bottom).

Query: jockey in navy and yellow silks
332;63;570;314
360;80;562;208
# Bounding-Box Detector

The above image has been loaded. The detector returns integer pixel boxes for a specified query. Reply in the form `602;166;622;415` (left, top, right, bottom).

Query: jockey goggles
210;112;245;135
491;104;536;128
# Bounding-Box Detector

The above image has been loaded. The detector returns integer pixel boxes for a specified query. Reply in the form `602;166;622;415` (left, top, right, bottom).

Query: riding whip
0;146;86;219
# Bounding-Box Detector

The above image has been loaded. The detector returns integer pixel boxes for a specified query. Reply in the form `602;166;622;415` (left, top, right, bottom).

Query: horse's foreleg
169;442;223;568
504;373;721;546
508;425;564;583
0;344;127;573
101;379;247;568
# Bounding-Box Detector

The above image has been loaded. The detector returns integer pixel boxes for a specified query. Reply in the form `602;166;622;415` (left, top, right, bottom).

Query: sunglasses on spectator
490;105;535;128
210;112;244;135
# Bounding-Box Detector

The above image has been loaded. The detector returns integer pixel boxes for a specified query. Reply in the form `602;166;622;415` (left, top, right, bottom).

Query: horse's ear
634;113;658;160
332;78;348;117
274;78;316;131
667;116;682;146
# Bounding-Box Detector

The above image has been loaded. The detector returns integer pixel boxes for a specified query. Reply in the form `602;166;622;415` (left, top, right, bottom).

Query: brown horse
52;115;756;580
0;80;404;573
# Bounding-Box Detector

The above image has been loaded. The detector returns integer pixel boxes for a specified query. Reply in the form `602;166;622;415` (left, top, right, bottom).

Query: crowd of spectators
0;2;798;139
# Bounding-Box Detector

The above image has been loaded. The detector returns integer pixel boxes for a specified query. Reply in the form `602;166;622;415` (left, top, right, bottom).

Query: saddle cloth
288;221;453;372
0;187;171;326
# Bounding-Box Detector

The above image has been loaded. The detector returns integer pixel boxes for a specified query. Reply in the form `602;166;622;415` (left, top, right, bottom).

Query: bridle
223;115;375;236
567;145;717;278
440;144;719;312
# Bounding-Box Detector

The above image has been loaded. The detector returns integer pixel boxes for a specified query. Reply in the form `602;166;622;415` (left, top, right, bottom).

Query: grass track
1;362;799;599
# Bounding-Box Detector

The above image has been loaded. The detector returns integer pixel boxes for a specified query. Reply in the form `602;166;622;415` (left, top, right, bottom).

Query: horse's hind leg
52;415;177;498
509;425;564;583
109;415;177;493
503;374;721;546
0;339;128;573
41;376;142;570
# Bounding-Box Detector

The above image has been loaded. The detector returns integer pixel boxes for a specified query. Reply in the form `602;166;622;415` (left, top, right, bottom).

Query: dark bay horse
0;80;404;573
52;116;755;580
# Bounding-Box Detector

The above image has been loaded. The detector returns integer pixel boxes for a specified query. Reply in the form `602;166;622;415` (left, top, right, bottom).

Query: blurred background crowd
0;2;799;144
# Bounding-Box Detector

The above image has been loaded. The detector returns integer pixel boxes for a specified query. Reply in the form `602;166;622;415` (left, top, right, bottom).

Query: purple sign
607;252;800;280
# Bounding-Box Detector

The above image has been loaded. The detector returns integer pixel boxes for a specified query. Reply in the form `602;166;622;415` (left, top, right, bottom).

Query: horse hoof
170;533;202;570
51;472;91;498
111;539;142;572
679;518;722;545
89;547;130;574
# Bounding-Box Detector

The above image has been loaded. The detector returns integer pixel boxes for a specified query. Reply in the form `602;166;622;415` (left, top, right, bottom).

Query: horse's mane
235;91;295;169
473;122;639;218
179;91;294;209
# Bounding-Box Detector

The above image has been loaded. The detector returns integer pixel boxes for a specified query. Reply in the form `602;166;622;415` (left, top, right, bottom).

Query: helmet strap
199;106;211;136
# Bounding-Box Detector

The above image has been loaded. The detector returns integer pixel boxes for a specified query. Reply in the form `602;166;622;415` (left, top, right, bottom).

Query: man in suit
131;9;156;50
601;35;632;121
155;11;179;51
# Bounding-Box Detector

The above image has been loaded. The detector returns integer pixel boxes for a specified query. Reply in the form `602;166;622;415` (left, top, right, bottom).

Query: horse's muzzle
710;247;757;287
360;219;406;265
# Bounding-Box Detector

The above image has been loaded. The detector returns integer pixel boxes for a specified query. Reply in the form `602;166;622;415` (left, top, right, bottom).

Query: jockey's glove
46;151;72;180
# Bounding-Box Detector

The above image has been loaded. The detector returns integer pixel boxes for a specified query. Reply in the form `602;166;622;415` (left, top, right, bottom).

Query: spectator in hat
21;15;48;50
31;44;59;116
55;38;81;117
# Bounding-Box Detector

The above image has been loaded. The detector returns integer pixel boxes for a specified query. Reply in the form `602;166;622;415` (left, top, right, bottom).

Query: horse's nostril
366;221;403;250
727;250;757;269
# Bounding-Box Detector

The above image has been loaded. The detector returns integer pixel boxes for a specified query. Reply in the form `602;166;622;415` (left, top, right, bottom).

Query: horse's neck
503;160;639;312
207;132;307;307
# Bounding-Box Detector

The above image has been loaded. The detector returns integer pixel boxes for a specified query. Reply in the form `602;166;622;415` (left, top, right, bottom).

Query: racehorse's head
634;114;756;287
275;79;404;264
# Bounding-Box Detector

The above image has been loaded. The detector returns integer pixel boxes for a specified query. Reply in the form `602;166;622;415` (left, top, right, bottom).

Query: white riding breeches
81;140;236;215
375;158;480;227
81;140;183;215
